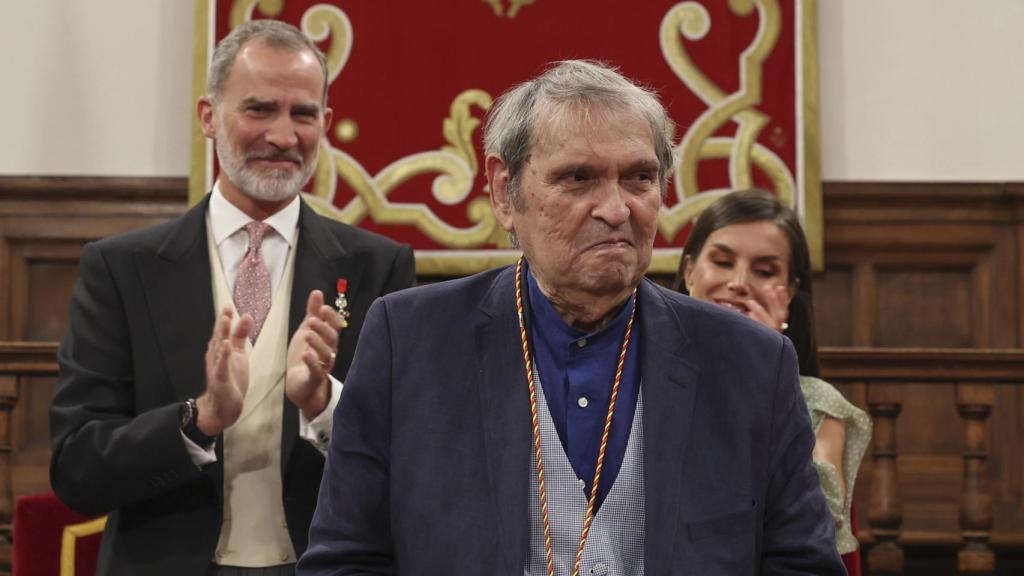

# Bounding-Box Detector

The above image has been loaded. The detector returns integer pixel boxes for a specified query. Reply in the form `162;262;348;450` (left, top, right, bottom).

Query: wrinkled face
684;220;797;313
492;106;662;300
199;42;331;203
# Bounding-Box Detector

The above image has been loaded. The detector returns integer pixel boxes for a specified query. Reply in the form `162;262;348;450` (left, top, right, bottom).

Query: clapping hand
286;290;344;419
196;306;254;436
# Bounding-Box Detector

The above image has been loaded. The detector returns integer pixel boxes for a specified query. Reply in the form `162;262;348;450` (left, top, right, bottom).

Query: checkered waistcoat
525;370;645;576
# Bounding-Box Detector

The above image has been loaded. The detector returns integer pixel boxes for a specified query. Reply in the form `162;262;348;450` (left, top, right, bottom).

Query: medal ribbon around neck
514;256;638;576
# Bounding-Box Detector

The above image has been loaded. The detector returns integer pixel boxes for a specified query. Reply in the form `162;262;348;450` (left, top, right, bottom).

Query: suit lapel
639;281;700;573
281;199;364;471
474;267;532;571
135;197;215;402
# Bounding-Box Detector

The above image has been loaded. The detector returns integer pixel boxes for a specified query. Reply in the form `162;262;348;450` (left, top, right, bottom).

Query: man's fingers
306;289;324;317
316;304;344;332
214;340;232;383
307;314;340;348
304;330;334;365
231;313;255;348
301;349;327;381
212;305;234;342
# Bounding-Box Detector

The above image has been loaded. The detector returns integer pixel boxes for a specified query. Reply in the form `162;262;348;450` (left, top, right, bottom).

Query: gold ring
330;351;337;361
779;321;789;332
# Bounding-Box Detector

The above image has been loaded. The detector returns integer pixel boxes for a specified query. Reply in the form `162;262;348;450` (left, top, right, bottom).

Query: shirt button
577;397;589;408
578;478;586;489
576;338;587;348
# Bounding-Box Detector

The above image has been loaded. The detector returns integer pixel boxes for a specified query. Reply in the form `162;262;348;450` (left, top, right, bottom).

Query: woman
673;189;870;569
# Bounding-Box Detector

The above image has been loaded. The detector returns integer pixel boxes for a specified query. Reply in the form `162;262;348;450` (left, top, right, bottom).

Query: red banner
191;0;821;274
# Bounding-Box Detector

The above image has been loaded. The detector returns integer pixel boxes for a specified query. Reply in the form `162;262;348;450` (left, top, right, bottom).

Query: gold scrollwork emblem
483;0;537;19
657;0;796;242
228;1;502;249
219;0;803;271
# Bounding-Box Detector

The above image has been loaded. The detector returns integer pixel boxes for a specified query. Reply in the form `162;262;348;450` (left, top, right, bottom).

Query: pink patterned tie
233;221;272;342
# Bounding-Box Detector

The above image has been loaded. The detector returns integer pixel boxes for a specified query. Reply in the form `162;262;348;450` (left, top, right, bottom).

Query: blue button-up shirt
526;269;641;509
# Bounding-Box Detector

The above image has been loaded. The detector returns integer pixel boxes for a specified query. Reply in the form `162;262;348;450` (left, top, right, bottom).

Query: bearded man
50;20;414;576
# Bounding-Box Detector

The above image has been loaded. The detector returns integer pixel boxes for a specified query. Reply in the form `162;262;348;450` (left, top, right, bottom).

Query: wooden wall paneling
8;241;82;342
822;348;1024;576
867;381;905;574
820;182;1023;349
812;266;853;347
10;376;55;499
874;267;974;348
0;342;57;573
0;176;189;515
0;233;8;343
0;177;187;344
852;263;875;347
1010;182;1024;350
956;383;996;574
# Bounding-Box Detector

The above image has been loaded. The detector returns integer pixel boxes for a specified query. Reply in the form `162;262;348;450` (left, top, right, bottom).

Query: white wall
0;0;194;176
819;0;1024;181
1;0;1021;181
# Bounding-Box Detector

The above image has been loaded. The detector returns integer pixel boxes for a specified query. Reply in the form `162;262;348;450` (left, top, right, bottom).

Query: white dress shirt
182;183;341;465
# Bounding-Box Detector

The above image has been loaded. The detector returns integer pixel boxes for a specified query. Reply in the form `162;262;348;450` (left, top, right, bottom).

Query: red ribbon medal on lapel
335;278;350;329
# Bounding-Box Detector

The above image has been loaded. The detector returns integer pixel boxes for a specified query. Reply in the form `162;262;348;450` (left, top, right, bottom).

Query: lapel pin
335;278;350;329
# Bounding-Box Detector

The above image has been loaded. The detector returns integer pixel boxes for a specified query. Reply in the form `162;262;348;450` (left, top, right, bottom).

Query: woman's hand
744;284;791;333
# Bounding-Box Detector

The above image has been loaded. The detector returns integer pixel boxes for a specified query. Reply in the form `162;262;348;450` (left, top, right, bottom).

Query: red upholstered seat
13;491;104;576
841;503;863;576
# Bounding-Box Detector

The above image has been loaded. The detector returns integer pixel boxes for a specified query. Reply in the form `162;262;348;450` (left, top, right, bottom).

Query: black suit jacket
50;195;415;576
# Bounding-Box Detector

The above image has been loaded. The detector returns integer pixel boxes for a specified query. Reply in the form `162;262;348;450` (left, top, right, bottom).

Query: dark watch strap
181;398;216;449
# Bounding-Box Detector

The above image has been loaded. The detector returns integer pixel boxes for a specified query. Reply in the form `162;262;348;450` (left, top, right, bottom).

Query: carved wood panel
816;183;1024;574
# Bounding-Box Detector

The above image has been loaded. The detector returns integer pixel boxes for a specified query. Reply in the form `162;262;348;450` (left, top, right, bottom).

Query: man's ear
322;107;334;134
486;154;515;232
198;97;217;139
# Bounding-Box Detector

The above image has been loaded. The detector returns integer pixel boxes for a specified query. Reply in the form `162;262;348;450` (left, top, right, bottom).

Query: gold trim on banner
658;0;796;244
411;249;684;277
231;0;284;27
800;0;823;270
189;0;212;207
191;1;820;276
305;88;501;249
484;0;537;18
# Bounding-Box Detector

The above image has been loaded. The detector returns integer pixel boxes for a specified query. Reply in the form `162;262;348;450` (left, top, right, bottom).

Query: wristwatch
180;398;216;449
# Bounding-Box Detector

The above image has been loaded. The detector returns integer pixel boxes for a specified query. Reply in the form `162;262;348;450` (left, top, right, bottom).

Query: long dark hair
672;189;821;377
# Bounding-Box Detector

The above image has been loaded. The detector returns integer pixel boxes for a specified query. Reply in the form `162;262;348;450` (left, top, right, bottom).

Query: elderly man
298;60;843;575
50;20;414;576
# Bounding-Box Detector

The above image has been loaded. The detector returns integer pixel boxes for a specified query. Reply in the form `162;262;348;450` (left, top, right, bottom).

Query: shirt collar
525;263;636;348
208;181;301;246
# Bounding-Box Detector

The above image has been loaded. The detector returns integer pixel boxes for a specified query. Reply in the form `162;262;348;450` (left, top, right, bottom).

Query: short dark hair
673;189;821;377
207;19;329;106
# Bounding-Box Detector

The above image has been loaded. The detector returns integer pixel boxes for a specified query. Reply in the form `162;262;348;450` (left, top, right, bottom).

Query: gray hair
207;19;329;105
483;59;675;206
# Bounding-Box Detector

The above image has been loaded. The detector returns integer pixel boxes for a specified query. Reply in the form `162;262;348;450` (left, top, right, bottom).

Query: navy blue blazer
299;266;845;575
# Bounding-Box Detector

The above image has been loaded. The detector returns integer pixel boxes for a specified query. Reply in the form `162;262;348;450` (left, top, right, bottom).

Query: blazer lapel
639;280;700;573
474;267;532;571
281;199;364;471
135;197;215;402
